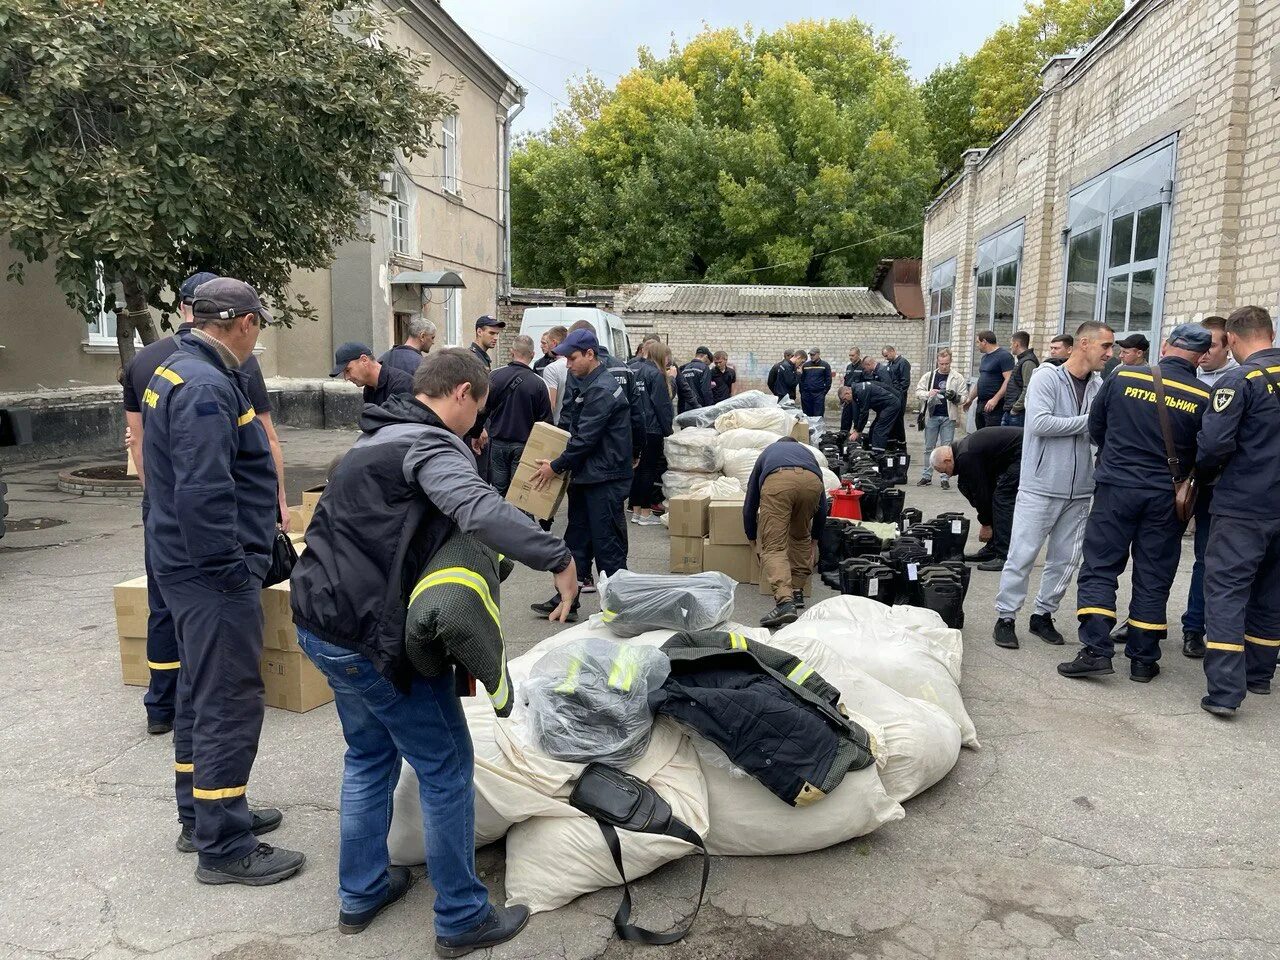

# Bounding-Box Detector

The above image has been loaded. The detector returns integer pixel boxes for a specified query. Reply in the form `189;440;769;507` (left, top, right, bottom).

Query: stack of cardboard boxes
505;422;571;520
668;494;760;584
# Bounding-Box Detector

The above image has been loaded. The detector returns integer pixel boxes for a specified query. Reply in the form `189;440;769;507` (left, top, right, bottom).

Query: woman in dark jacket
627;340;675;525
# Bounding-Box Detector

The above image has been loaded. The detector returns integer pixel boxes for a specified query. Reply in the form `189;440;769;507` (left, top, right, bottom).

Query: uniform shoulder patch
1212;388;1235;413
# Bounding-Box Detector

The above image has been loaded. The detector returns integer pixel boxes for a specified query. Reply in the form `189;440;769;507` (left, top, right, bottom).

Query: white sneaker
629;514;641;524
637;514;664;526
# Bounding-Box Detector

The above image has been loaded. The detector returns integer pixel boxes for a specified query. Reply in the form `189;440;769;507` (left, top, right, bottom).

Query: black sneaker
964;547;997;563
1247;680;1271;696
1028;613;1065;645
993;618;1019;649
916;477;931;487
435;904;531;958
941;478;950;490
1057;650;1114;678
339;866;414;934
1201;699;1236;718
195;843;305;886
1182;631;1205;659
761;599;798;628
1130;661;1160;683
792;591;805;610
177;807;284;853
148;719;173;736
976;555;1007;572
530;595;579;622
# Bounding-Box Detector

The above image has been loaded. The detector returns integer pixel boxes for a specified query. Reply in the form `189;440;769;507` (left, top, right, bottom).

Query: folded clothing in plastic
662;470;744;500
652;630;877;807
714;407;797;435
522;637;670;766
599;570;736;637
664;427;723;473
673;390;776;430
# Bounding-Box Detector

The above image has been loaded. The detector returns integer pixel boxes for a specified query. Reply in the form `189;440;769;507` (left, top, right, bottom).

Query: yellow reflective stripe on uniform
148;660;181;670
409;567;501;632
1245;634;1280;647
1245;365;1280;379
555;657;582;694
728;633;748;650
174;762;194;773
1078;607;1116;618
154;367;184;386
192;785;246;800
1206;641;1245;652
237;407;257;427
787;661;814;685
1116;370;1210;399
1126;619;1167;631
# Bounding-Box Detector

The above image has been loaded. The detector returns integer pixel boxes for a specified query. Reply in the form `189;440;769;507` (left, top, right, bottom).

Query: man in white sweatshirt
991;321;1115;650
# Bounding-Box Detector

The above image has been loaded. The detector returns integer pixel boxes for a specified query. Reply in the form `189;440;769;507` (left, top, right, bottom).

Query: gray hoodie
1018;361;1103;500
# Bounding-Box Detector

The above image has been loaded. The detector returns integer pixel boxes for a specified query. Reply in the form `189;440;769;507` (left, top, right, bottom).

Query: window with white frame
442;115;458;194
445;287;461;345
1061;137;1175;338
973;222;1024;351
388;171;415;257
927;258;956;364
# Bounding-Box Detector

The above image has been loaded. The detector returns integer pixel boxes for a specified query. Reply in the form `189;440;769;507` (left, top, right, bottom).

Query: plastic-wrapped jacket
599;570;736;637
673;390;777;430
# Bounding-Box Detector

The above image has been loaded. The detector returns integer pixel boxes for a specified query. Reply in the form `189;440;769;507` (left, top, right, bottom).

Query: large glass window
1060;138;1174;338
927;258;956;363
973;222;1024;348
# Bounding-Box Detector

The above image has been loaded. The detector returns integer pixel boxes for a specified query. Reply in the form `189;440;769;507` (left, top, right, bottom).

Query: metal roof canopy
390;270;465;288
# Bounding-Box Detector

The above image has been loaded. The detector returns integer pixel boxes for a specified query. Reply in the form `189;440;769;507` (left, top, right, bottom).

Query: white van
519;307;630;362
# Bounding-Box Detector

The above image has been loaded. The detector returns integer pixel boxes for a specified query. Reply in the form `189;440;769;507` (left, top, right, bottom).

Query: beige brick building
922;0;1280;377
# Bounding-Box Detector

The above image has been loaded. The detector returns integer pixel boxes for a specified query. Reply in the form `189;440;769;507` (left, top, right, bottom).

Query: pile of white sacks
387;596;978;914
662;390;840;501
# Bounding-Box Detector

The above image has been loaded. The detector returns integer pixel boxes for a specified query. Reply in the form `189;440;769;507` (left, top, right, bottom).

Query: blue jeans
921;415;955;479
297;629;489;936
1001;411;1025;428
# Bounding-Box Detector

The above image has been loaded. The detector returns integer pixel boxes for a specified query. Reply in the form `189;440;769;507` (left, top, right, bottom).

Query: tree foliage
0;0;454;363
512;19;936;290
919;57;979;189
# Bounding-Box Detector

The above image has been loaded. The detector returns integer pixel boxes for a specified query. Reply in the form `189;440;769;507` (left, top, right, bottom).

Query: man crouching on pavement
290;348;578;956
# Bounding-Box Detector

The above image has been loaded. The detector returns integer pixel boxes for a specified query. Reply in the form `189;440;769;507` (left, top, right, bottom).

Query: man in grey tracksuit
992;321;1115;650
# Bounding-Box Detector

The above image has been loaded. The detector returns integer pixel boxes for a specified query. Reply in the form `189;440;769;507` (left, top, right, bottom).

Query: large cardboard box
126;449;139;478
521;421;571;464
702;539;754;583
708;499;749;545
299;485;326;533
506;460;568;521
261;649;333;713
790;418;810;442
287;505;305;534
261;582;300;652
119;636;149;686
667;495;710;538
670;536;704;574
113;575;149;639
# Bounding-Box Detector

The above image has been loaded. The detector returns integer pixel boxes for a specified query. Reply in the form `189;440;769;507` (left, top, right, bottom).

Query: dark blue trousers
141;501;179;724
162;577;266;866
839;401;854;434
1076;483;1185;665
866;400;902;452
800;390;826;417
1180;486;1214;634
565;478;629;580
1203;514;1280;710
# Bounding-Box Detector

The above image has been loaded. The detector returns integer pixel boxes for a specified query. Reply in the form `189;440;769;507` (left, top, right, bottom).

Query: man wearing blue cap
121;271;288;736
1060;323;1211;683
332;342;414;407
529;328;633;618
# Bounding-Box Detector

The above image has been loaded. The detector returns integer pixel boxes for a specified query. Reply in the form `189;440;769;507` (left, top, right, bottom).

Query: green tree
512;18;935;290
0;0;453;365
919;57;979;188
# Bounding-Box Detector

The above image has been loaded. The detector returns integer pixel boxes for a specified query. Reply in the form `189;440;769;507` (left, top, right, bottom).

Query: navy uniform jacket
366;363;414;407
468;342;492;369
141;335;277;591
628;356;675;437
742;438;830;541
123;325;271;417
883;355;911;398
800;359;832;394
480;360;552;444
551;362;633;484
676;359;714;412
379;344;425;377
848;381;900;432
768;361;799;400
565;347;644;449
1197;347;1280;519
842;362;870;388
1089;357;1209;490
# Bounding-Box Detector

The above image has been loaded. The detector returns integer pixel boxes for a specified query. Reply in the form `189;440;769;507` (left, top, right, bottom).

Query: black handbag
569;762;710;945
263;529;297;587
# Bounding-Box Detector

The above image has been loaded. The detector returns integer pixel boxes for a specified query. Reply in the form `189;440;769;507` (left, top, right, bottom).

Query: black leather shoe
1028;613;1065;645
1058;650;1114;678
436;904;531;958
792;590;805;610
761;599;798;628
148;719;173;735
964;547;997;563
177;807;284;853
1130;661;1160;683
976;555;1007;572
195;843;305;886
1201;699;1236;718
1182;631;1205;659
1247;680;1271;696
993;618;1019;649
339;866;414;934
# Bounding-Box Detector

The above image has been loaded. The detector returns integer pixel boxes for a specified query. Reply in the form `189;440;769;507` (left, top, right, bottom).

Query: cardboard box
299;485;326;533
113;575;149;639
261;649;333;713
667;495;710;539
119;636;149;686
261;582;300;652
670;536;704;574
790;418;810;442
126;449;139;478
287;505;305;534
521;421;571;465
702;539;754;583
506;459;568;521
708;499;749;545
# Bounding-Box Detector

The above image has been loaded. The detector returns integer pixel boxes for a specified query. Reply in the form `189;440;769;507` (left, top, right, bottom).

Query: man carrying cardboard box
743;437;830;627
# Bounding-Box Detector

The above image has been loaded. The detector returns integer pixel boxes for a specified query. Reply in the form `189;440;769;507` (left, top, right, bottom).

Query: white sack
797;596;963;684
714;407;796;435
664;428;723;473
662;470;743;500
673;390;776;429
773;621;978;749
718;428;784;451
721;448;762;485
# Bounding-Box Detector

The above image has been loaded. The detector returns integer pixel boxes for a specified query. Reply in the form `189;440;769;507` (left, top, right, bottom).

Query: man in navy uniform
1059;324;1211;683
845;379;902;453
676;346;714;413
768;348;804;402
378;317;435;376
799;347;832;417
880;345;911;444
332;342;414;406
142;278;304;885
1196;306;1280;717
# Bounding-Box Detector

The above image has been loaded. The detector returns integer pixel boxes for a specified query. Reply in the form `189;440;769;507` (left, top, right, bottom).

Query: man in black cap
676;346;714;413
1104;332;1149;378
470;315;504;369
799;347;833;417
121;271;289;736
332;342;414;407
142;277;304;886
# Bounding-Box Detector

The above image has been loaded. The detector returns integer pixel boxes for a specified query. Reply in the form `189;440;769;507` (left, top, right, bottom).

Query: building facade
921;0;1280;376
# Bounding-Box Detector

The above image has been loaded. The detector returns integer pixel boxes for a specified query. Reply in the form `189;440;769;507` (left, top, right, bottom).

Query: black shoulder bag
263;507;298;587
569;762;710;945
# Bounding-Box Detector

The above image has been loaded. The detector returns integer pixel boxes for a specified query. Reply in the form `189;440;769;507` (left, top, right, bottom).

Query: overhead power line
728;221;923;277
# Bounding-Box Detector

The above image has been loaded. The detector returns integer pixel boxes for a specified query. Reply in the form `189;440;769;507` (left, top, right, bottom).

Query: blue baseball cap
553;328;599;356
331;341;373;377
179;271;219;304
475;315;506;330
1167;323;1213;352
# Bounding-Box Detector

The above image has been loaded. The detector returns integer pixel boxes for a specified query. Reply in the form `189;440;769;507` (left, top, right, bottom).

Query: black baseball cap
331;341;373;377
475;315;506;330
695;345;713;359
1116;333;1150;350
190;277;272;324
179;271;219;305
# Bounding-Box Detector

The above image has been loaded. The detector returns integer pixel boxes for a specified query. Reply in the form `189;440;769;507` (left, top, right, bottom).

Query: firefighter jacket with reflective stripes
405;530;516;716
1089;357;1208;491
650;630;876;807
1197;347;1280;519
140;333;277;591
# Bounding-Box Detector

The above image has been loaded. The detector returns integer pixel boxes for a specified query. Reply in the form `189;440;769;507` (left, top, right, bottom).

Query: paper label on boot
951;520;962;534
924;539;933;554
900;456;908;466
867;580;878;596
907;563;918;581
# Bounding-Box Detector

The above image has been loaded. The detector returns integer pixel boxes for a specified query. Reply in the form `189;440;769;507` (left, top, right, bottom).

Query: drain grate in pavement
4;516;68;532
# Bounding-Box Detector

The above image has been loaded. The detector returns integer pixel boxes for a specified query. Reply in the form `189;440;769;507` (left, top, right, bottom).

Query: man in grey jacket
991;321;1115;650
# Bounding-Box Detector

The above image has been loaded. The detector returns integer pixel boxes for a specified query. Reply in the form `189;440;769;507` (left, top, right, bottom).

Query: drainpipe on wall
502;97;525;298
